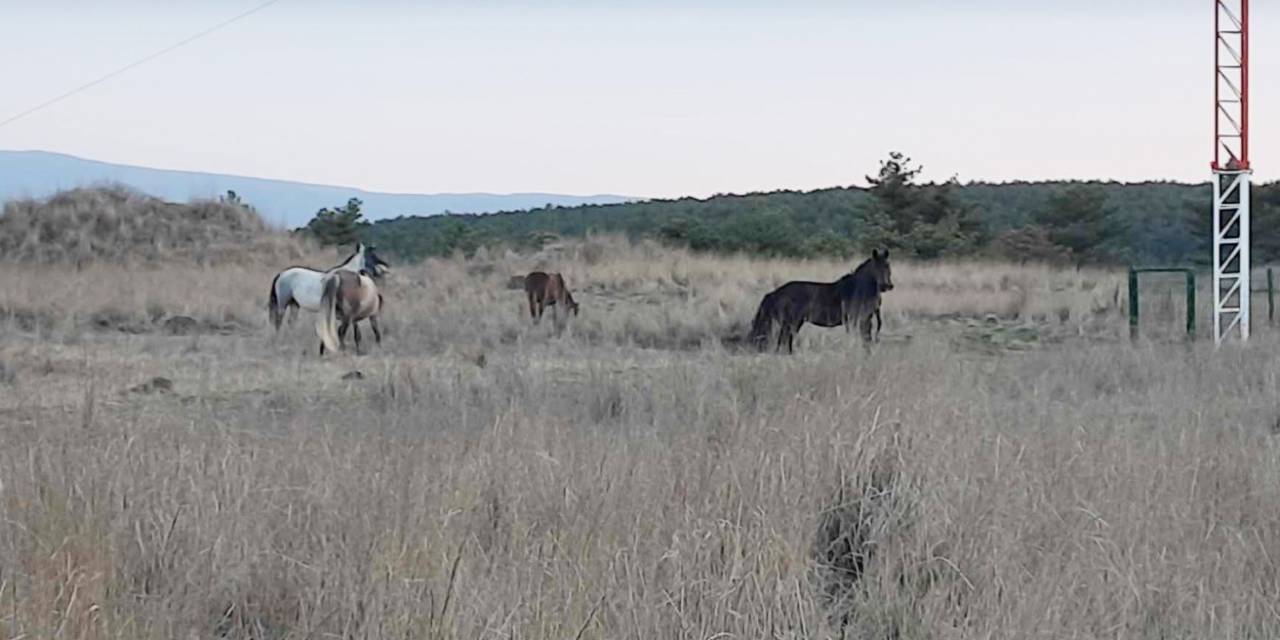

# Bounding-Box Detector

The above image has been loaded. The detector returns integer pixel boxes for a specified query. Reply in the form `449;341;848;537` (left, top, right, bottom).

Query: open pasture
2;238;1280;639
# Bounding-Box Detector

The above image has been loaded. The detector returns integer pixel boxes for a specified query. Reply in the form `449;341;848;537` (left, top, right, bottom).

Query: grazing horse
524;271;579;322
315;270;384;355
747;249;894;353
268;243;389;331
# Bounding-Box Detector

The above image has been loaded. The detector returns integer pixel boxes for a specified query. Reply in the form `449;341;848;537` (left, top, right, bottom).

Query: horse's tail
747;292;777;350
268;272;283;330
315;274;341;354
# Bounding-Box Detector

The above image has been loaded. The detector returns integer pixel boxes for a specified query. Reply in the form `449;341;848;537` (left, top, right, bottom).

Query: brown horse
316;270;384;355
524;271;579;322
747;249;893;353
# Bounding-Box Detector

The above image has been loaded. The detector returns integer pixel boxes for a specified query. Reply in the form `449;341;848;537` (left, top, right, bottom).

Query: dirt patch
163;316;200;336
0;307;59;333
90;309;150;334
127;377;175;395
84;311;247;336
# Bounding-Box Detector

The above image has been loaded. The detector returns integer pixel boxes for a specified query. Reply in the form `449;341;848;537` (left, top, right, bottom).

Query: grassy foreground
2;238;1278;639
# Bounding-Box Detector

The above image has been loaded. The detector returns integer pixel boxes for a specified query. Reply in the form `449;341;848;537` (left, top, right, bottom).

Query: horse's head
364;245;391;279
870;248;893;292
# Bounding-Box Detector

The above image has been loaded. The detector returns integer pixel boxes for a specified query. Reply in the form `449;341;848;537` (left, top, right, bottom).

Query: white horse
268;243;390;331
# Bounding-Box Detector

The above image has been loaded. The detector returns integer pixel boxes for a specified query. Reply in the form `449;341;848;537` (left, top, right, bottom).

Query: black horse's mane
837;258;882;299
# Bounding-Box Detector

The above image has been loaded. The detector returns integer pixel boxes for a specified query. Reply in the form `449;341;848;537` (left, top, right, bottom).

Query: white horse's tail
316;274;341;354
268;272;284;330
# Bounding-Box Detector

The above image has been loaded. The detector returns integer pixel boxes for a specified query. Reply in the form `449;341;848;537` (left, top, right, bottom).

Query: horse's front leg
353;322;363;356
859;314;874;349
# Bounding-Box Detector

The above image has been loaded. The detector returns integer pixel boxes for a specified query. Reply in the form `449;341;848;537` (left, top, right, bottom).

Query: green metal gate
1128;267;1196;340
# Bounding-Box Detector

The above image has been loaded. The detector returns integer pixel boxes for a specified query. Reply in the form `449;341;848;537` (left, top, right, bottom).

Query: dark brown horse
524;271;579;322
747;249;893;353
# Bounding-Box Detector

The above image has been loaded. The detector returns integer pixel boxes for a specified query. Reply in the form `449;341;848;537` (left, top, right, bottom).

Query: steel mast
1212;0;1252;343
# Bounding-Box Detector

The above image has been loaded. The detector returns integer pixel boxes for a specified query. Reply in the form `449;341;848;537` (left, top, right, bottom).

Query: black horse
748;249;894;353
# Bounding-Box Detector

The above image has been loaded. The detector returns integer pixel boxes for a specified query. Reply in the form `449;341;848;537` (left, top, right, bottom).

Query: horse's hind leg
370;315;382;345
778;323;795;354
353;322;363;356
338;319;351;349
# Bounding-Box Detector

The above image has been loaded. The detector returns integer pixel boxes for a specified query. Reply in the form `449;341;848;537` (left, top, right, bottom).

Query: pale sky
1;1;1275;198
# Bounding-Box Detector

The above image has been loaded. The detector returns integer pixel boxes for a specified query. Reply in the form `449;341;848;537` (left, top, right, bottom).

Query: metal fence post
1129;267;1139;340
1269;267;1275;325
1185;271;1196;338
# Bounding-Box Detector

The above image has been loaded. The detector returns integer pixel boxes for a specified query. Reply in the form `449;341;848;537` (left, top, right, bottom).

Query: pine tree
304;198;368;247
860;152;984;258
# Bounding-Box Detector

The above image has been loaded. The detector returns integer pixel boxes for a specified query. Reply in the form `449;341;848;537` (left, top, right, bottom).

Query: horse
524;271;579;322
747;249;893;353
268;243;389;331
315;270;384;355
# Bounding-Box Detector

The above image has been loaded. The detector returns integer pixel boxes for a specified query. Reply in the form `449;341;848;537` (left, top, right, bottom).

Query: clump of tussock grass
0;185;307;267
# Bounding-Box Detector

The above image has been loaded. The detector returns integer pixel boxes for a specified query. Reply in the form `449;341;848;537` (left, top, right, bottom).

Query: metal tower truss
1213;0;1251;343
1213;171;1251;341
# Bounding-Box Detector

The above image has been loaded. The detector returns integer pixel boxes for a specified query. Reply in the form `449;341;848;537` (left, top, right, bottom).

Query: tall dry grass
2;235;1279;639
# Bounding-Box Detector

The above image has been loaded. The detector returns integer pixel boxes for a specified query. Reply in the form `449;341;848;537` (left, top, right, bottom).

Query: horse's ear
880;248;889;261
872;248;883;261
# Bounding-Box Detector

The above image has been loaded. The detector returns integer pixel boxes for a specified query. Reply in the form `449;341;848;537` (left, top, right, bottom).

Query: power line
0;0;282;130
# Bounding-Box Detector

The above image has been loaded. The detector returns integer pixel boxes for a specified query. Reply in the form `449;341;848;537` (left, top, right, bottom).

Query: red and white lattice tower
1213;0;1252;343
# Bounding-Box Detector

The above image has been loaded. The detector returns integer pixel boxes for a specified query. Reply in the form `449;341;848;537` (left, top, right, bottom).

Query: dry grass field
3;231;1280;639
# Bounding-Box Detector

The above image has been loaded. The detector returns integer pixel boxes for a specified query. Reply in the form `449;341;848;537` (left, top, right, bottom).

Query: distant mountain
0;150;635;228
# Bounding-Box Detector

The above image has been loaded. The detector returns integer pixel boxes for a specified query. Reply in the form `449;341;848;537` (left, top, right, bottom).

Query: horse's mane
328;247;360;272
849;257;875;277
838;258;881;299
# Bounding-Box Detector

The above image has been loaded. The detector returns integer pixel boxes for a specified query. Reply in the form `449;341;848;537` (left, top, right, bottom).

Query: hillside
0;150;634;227
364;180;1232;265
0;186;306;267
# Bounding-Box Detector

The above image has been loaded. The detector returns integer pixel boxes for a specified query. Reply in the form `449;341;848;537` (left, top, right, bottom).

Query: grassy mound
0;185;307;266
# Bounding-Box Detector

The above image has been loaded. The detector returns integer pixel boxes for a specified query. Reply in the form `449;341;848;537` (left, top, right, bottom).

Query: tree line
296;152;1280;267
